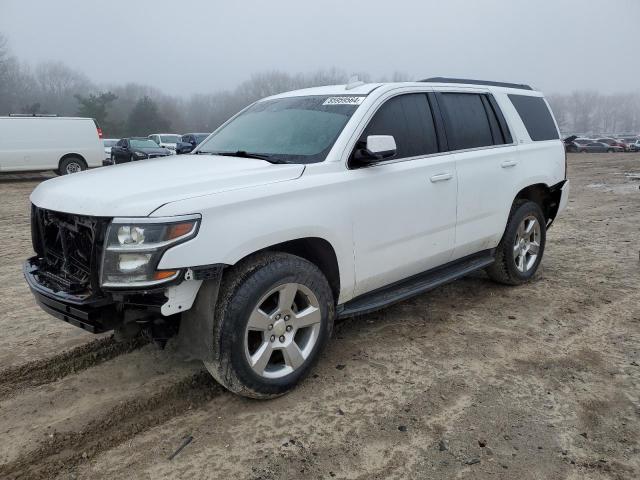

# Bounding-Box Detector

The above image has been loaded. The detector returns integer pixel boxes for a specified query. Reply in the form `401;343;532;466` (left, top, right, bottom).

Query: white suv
25;78;569;398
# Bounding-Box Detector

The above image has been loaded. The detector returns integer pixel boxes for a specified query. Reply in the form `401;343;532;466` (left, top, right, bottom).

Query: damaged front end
24;206;212;345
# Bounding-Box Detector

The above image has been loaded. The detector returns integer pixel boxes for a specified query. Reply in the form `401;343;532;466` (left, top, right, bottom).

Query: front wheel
204;252;335;399
486;200;546;285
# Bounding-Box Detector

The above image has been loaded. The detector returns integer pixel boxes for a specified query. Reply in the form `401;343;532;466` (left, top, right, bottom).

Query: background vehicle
619;137;638;151
564;137;594;153
148;133;181;153
579;141;620;153
109;137;172;164
26;79;569;399
176;133;211;154
633;140;640;152
596;137;626;151
0;115;103;174
103;138;119;160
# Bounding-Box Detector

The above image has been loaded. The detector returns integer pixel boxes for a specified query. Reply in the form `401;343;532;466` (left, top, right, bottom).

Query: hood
30;154;305;217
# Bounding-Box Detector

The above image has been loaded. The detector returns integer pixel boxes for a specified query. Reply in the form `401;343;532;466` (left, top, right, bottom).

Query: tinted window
359;93;439;160
508;94;559;141
439;93;494;150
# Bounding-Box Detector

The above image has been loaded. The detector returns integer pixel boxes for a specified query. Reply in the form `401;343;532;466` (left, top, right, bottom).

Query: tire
204;252;335;399
485;200;546;286
58;156;87;175
607;148;614;153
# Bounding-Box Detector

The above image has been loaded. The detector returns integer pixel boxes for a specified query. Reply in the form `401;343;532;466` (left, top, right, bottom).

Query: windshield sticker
323;96;365;106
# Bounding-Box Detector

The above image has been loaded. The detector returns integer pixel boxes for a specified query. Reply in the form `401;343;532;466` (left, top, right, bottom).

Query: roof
265;79;542;101
421;77;533;90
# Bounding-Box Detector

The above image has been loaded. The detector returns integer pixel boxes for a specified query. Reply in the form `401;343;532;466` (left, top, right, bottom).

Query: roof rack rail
420;77;533;91
8;113;58;117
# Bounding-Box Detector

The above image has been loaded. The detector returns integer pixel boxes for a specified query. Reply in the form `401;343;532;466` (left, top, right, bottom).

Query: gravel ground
0;153;638;480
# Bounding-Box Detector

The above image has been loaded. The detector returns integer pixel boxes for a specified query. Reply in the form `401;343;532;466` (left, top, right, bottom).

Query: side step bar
337;250;495;318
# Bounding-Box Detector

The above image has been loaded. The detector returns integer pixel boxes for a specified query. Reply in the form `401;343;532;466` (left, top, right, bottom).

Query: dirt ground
0;154;638;480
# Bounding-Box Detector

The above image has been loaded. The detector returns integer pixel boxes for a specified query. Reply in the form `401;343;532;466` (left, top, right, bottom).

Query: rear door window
508;94;559;141
358;93;439;161
438;93;494;150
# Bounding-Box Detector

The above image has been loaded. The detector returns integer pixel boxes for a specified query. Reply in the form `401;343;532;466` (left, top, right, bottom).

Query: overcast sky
1;0;638;96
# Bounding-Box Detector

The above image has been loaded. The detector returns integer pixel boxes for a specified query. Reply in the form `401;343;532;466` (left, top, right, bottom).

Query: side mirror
353;135;397;163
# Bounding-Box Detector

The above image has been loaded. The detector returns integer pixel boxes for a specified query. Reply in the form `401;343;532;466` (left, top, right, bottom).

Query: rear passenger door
348;92;457;296
435;91;517;260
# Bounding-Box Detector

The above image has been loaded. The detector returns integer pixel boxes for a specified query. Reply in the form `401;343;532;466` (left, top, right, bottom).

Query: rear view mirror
354;135;397;163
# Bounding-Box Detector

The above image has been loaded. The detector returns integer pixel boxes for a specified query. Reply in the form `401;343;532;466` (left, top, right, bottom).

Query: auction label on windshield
323;96;365;106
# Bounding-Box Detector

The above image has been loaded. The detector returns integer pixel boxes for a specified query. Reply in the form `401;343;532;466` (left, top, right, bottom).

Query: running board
337;250;495;318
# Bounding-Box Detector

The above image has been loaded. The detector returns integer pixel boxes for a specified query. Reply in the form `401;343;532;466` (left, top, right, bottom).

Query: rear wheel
204;252;335;399
486;201;546;285
59;156;86;175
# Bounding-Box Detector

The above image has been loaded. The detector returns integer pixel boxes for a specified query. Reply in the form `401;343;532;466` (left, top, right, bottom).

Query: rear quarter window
508;94;559;141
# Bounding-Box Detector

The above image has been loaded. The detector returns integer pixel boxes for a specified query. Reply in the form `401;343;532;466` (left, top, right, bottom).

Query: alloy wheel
513;215;541;273
244;282;322;379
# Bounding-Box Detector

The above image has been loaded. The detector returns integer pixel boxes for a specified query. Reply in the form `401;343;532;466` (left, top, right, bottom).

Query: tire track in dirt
0;336;147;399
0;370;222;480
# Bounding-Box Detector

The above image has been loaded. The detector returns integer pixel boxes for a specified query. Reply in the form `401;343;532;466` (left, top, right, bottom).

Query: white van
0;116;104;175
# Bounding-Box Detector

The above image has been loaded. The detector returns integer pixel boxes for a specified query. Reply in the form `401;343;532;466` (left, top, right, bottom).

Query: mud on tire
204;252;335;399
486;200;546;285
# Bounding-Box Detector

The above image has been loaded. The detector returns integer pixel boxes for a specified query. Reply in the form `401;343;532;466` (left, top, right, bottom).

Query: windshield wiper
203;151;290;164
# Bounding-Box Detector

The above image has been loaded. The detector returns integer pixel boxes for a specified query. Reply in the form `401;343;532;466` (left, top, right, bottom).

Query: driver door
348;92;457;296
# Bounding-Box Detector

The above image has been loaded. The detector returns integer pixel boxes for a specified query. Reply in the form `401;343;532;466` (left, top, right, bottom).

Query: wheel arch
232;237;341;303
513;182;563;225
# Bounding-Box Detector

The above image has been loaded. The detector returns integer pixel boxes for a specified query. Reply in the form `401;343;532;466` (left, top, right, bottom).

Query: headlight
100;215;200;288
134;151;147;158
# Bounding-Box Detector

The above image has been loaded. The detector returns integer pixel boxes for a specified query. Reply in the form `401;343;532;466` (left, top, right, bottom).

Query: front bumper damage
25;256;220;359
24;257;118;333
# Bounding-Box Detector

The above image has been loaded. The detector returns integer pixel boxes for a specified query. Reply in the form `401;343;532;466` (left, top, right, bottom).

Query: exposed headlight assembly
100;214;200;288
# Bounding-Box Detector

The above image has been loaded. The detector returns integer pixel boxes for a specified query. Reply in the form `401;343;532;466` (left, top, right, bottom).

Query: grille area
31;206;110;295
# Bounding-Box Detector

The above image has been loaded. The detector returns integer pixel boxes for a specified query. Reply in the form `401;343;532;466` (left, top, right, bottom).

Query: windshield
131;139;160;149
194;134;209;143
160;135;180;143
103;139;117;147
196;95;363;163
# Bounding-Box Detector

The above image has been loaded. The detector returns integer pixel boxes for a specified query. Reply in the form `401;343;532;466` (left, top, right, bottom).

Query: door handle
501;160;518;168
430;172;453;183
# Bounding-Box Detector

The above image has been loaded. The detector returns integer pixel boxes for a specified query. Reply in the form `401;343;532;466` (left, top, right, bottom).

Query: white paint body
0;117;103;172
30;82;569;310
148;133;180;153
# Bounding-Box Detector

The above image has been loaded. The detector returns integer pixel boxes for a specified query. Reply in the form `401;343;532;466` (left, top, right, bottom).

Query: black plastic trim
24;258;116;333
337;249;495;318
421;77;533;91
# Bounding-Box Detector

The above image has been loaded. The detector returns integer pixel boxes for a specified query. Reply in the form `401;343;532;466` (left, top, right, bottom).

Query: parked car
579;142;622;153
633;140;640;152
564;137;593;153
619;137;638;151
25;78;569;399
148;133;181;153
596;138;626;151
0;115;103;174
176;133;211;154
103;139;119;160
108;137;172;164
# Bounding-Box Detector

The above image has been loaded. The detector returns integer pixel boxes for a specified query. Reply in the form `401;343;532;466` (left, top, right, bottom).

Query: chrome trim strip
110;213;201;224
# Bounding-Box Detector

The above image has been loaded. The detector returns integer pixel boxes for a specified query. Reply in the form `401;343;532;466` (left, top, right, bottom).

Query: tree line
1;33;638;138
